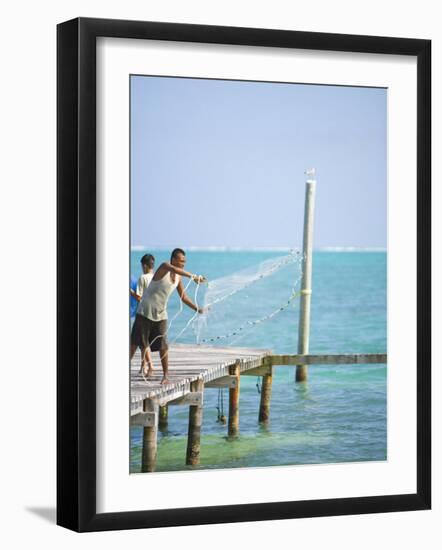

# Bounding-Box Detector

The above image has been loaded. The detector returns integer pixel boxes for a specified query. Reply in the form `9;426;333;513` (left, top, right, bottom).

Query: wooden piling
141;398;158;473
258;369;273;423
296;175;316;382
158;405;168;430
228;360;241;438
186;378;204;465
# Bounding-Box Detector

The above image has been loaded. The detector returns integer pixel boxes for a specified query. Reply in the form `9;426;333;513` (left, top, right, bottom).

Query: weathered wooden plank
168;392;204;407
131;400;144;416
205;375;238;388
242;365;272;376
131;411;156;427
266;353;387;366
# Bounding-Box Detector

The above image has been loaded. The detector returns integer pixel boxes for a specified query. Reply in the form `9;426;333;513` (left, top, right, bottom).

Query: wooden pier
130;343;387;472
131;343;271;415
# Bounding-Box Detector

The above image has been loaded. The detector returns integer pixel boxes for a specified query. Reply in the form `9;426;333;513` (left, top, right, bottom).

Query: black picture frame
57;17;431;532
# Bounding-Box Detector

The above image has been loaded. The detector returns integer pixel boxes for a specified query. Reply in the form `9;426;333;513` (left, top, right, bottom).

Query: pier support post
296;174;317;382
186;378;204;465
141;399;159;473
228;360;241;438
158;405;168;431
258;368;273;423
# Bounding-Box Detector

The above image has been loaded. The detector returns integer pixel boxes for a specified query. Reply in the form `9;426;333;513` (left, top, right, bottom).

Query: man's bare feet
160;377;170;385
140;365;154;378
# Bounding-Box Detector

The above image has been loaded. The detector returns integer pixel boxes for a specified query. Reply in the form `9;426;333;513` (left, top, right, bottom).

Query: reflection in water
294;379;310;398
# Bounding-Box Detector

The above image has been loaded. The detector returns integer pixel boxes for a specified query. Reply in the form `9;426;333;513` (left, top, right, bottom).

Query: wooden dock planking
130;346;388;415
130;343;271;415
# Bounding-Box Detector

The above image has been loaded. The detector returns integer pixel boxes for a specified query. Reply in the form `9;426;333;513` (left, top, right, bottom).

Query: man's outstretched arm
160;262;207;283
176;280;205;313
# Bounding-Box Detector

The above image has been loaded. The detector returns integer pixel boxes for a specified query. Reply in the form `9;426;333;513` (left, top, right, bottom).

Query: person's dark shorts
131;314;168;352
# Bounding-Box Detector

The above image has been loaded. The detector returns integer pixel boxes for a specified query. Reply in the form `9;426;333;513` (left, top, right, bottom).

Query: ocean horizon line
131;245;387;253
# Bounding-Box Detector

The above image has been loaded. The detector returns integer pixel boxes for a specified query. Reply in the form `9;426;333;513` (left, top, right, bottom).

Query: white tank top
137;272;180;321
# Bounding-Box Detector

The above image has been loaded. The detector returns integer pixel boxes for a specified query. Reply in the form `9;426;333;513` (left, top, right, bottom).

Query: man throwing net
130;248;207;384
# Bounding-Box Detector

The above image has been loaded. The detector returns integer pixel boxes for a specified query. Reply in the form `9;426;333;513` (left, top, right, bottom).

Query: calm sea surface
130;250;387;472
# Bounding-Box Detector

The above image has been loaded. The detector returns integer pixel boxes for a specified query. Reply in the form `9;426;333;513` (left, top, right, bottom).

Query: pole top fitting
305;168;316;184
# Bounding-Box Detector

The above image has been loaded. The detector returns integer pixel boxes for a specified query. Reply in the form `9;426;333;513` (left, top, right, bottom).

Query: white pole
296;171;316;382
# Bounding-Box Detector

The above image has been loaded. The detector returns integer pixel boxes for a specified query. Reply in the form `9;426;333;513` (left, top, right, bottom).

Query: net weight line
198;285;302;344
193;251;303;344
196;253;304;345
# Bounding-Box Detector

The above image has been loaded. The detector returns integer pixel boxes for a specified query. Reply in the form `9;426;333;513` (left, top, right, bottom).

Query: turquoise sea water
130;250;387;472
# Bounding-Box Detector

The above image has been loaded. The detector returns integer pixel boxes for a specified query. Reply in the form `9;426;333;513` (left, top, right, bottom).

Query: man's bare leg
139;346;146;374
140;347;154;377
160;349;170;384
130;344;137;361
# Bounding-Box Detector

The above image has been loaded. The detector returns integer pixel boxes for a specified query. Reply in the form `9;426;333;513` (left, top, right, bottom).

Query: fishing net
189;251;304;348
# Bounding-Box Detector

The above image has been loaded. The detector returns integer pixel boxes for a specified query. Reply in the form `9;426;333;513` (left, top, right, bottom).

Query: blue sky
131;76;386;250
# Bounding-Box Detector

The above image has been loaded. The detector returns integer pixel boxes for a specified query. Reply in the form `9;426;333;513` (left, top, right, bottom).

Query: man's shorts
131;314;168;352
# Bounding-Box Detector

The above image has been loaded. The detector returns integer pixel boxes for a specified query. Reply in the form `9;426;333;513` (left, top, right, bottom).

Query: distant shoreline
131;246;387;253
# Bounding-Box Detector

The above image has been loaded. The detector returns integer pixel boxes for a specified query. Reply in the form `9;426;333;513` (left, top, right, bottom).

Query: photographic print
129;75;387;474
57;17;430;531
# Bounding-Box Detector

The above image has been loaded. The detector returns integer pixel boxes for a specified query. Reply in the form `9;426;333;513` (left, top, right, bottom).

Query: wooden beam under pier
131;411;156;427
205;375;238;388
169;392;204;407
265;353;387;366
242;365;272;376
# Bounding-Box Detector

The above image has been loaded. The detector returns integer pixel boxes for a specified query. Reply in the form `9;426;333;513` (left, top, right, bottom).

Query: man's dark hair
170;248;186;261
140;253;155;266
